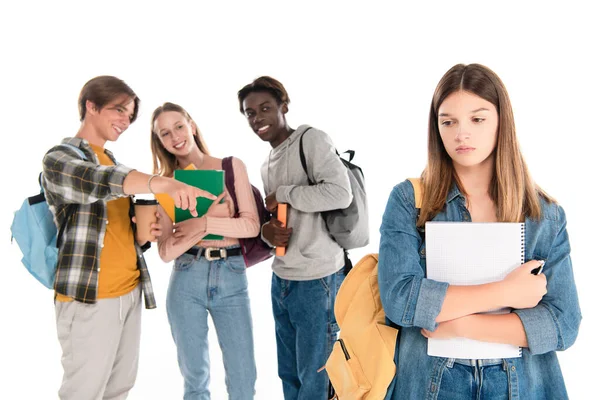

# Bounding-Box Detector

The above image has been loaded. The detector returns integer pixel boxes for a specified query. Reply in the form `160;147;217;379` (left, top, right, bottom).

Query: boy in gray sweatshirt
238;76;352;400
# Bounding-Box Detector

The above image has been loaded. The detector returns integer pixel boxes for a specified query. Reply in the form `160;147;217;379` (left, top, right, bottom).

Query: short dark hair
237;76;290;114
78;76;140;122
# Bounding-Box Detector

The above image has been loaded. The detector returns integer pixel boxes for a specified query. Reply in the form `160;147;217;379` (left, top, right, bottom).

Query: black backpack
299;127;369;271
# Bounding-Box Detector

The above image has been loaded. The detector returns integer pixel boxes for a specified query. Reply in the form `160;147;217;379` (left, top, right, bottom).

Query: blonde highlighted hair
150;102;210;177
417;64;552;227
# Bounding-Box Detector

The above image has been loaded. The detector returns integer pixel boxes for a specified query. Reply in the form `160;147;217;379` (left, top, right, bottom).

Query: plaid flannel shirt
42;137;156;309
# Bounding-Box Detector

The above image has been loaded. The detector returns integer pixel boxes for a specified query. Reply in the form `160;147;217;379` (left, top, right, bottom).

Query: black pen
531;260;545;275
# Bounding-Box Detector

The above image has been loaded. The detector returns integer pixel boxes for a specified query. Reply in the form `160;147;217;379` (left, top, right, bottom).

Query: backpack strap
408;178;424;241
407;178;423;209
298;127;315;185
341;150;355;163
300;127;356;182
59;143;87;160
222;157;240;217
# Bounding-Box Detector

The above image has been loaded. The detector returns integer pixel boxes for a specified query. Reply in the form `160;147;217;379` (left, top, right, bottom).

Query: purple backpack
222;157;273;267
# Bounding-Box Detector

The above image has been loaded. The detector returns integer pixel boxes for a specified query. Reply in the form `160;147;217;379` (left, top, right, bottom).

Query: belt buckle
204;247;227;261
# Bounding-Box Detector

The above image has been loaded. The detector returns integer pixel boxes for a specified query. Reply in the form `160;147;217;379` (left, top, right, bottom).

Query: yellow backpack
325;178;422;400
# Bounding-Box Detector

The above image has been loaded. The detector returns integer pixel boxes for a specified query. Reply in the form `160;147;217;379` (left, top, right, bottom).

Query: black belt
185;246;242;261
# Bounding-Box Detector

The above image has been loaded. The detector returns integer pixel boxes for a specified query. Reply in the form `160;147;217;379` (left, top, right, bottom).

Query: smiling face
87;95;135;143
153;111;197;156
438;90;499;170
241;91;289;145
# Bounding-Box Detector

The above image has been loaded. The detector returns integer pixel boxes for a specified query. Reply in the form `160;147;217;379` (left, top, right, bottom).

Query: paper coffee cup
134;199;158;242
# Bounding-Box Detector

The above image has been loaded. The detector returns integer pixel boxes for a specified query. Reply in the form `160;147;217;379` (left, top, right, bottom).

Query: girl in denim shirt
379;64;581;399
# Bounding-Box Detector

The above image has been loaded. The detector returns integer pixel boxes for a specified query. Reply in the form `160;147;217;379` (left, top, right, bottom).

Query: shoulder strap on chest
407;178;423;209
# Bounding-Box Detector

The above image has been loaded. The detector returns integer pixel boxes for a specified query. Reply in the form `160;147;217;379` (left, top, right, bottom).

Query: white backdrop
1;1;598;399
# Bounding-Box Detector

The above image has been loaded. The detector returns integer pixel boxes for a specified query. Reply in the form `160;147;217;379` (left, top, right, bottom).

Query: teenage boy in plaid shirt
42;76;215;400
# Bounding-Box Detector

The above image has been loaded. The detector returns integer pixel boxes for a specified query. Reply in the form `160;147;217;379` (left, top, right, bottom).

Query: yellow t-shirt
56;144;139;302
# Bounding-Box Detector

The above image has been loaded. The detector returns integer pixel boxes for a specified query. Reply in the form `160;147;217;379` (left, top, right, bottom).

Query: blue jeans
271;268;345;400
167;251;256;400
436;359;510;400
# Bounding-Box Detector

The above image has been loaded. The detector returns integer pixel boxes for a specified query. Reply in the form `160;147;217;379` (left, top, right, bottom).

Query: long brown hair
418;64;552;227
150;102;210;177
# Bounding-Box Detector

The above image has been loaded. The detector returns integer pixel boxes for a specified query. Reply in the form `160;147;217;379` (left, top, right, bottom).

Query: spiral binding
518;222;525;356
520;223;525;264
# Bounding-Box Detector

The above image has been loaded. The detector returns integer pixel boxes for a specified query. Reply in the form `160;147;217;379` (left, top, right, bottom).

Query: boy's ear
86;100;98;116
282;103;289;114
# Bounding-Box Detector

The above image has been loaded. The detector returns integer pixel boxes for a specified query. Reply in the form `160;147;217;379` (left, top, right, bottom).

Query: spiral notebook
425;222;524;359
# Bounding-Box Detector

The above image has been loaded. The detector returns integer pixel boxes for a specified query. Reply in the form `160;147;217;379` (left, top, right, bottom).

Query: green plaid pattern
42;137;156;309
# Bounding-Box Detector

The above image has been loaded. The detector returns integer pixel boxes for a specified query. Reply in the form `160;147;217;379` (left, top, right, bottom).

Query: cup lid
135;199;158;205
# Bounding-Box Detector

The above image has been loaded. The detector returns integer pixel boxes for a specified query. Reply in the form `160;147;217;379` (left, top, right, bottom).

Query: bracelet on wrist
148;174;160;194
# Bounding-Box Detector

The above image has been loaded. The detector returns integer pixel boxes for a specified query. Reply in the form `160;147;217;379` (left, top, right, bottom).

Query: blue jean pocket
224;256;246;274
174;254;195;271
320;268;345;295
436;362;509;400
319;278;332;294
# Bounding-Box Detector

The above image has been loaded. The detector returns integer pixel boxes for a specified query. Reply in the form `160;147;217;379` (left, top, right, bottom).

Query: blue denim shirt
379;180;582;400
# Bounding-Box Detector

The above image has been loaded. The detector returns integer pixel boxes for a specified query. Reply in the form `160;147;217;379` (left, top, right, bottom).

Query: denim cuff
514;305;558;355
413;279;449;331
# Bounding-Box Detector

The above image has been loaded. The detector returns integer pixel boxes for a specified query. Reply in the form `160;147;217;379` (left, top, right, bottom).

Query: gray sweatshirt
261;125;352;280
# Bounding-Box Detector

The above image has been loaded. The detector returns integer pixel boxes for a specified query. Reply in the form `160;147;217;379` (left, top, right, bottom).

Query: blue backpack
10;144;87;288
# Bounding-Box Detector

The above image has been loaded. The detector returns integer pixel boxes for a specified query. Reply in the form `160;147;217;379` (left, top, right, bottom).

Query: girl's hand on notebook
206;192;234;218
173;216;207;240
501;260;547;309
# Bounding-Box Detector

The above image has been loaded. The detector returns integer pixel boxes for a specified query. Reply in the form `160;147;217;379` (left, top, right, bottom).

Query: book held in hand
425;222;524;359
